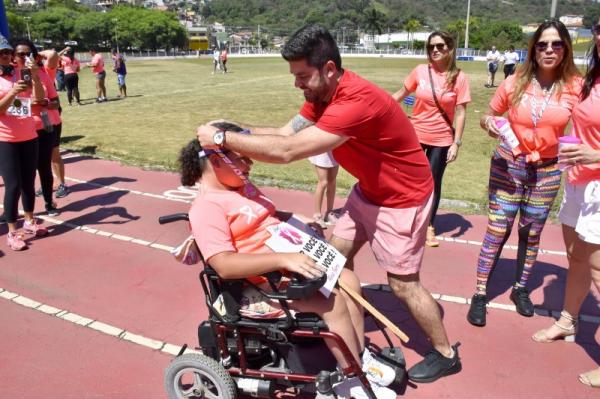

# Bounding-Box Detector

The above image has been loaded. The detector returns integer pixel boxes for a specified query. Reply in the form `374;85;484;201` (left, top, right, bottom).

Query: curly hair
9;37;39;59
178;122;245;186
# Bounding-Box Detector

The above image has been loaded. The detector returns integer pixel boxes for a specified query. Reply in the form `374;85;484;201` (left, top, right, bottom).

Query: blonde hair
511;20;581;106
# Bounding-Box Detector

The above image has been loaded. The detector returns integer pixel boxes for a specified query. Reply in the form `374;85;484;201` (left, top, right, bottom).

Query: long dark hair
178;122;245;186
512;19;580;105
426;31;460;88
582;28;600;100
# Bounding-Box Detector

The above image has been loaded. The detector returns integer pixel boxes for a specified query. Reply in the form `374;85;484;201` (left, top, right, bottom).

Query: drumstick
338;280;410;343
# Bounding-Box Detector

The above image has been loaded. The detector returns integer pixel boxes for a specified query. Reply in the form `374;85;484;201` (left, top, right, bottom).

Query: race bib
265;218;346;298
7;97;31;117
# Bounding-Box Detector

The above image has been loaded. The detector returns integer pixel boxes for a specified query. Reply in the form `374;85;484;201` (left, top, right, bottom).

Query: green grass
58;56;526;211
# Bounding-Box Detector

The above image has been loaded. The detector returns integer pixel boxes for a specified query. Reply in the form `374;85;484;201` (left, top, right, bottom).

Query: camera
20;68;32;86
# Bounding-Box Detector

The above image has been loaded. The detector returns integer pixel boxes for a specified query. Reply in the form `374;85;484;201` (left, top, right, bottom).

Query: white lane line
0;287;200;356
1;286;599;363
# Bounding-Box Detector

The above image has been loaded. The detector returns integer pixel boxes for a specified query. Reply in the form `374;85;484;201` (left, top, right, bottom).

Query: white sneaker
362;349;396;387
333;377;397;399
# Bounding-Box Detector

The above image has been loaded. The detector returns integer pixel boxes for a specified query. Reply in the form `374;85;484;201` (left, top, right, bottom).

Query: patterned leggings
476;145;561;292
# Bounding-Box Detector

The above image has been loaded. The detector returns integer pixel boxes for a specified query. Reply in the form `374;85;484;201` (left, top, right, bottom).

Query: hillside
201;0;600;34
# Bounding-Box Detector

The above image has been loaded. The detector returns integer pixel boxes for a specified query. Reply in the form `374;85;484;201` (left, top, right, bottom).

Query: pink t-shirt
61;56;80;74
403;64;471;146
490;74;583;161
90;53;105;74
300;70;433;209
0;68;37;143
42;65;61;126
190;186;280;265
32;67;60;130
568;78;600;184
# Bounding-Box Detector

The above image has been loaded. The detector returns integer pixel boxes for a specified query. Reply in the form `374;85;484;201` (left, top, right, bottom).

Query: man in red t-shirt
196;24;461;383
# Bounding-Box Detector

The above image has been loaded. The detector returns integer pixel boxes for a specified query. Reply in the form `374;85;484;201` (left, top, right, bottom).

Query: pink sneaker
23;218;49;237
7;231;27;251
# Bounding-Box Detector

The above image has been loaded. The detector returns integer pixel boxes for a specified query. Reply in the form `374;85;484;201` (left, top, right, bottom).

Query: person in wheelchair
179;123;397;398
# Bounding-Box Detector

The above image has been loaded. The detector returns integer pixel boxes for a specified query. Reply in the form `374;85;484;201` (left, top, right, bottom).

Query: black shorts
488;63;498;73
52;123;62;148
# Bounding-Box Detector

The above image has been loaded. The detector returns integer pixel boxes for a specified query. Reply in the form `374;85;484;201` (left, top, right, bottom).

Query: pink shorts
333;185;433;275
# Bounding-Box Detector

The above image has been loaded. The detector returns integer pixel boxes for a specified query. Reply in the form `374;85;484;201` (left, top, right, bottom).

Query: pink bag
171;235;201;265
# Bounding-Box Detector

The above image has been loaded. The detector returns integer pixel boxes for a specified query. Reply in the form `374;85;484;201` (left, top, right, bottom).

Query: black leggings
37;129;54;206
421;143;450;225
64;73;80;104
0;138;39;223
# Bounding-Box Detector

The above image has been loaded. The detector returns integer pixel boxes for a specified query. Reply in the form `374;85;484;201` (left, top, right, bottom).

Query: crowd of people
0;35;129;250
191;19;600;393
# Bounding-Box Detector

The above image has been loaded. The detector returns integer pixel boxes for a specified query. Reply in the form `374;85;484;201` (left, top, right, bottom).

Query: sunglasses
427;43;447;52
593;24;600;35
15;52;31;58
534;40;565;52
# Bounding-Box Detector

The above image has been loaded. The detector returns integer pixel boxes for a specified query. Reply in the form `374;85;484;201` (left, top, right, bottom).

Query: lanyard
530;78;555;129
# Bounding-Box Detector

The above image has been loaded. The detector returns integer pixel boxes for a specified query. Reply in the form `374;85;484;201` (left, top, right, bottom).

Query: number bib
7;97;31;117
265;218;346;298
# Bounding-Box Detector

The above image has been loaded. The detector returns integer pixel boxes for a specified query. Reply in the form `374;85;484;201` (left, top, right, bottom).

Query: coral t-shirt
568;78;600;184
42;65;61;126
0;68;37;143
90;53;105;74
403;64;471;146
32;67;60;130
61;56;80;74
300;69;433;208
190;186;280;265
490;74;582;161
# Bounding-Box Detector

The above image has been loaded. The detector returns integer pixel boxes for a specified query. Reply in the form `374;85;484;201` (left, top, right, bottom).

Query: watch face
214;131;224;145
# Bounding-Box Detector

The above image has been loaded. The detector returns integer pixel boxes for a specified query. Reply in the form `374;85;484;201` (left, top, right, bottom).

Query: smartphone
20;68;32;86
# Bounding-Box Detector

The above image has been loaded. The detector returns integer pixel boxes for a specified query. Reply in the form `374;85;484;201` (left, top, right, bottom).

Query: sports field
59;56;529;210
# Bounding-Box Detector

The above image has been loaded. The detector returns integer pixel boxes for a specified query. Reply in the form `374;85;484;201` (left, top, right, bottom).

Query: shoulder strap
428;65;455;136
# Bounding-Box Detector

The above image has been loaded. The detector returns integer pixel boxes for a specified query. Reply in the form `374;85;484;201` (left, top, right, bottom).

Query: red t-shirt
300;70;433;208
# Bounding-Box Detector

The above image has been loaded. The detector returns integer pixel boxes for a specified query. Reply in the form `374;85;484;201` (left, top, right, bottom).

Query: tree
404;18;421;51
363;7;385;48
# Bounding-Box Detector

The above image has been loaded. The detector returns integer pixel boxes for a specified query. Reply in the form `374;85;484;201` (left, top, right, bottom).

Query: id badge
7;97;31;117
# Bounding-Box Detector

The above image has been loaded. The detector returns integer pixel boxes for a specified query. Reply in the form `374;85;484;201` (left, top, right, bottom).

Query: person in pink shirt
181;122;397;398
393;31;471;247
467;20;582;327
532;20;600;389
87;49;107;103
60;48;81;106
0;35;48;251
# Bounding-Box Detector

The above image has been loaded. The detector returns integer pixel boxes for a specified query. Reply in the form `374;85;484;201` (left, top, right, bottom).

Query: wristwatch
213;130;226;147
453;138;462;147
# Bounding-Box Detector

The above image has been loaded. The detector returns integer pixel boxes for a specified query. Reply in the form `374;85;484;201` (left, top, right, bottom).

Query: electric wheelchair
160;213;406;399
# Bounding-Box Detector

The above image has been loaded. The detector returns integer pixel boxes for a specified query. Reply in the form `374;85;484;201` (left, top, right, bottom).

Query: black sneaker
45;203;60;217
510;286;534;317
55;184;69;198
35;187;43;197
467;294;487;327
407;343;462;383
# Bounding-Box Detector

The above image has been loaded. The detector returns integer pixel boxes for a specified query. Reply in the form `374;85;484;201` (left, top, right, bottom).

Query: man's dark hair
281;24;341;70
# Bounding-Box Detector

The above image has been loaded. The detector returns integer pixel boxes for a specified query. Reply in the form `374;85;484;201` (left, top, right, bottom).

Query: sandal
579;368;600;388
426;226;439;247
532;310;577;343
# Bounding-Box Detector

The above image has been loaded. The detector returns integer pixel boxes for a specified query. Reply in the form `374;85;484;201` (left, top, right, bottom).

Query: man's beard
303;76;328;103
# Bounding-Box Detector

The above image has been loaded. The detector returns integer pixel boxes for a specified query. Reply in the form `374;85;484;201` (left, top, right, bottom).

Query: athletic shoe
45;203;60;217
333;376;396;399
324;211;339;226
35;187;43;197
7;231;27;251
407;343;462;383
362;348;396;387
23;218;49;237
55;184;69;198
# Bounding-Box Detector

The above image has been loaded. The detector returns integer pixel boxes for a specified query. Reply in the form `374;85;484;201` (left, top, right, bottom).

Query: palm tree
404;19;421;52
363;8;385;49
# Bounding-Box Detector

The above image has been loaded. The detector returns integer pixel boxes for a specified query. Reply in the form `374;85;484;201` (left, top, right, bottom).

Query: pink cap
558;136;582;144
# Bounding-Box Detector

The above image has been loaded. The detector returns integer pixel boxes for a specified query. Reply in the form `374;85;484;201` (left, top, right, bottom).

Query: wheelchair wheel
164;353;237;399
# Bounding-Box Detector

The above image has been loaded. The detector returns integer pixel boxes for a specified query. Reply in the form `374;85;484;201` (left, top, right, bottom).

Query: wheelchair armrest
264;273;327;301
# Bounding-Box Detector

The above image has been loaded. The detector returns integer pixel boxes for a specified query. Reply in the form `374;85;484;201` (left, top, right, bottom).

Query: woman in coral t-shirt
467;20;582;327
393;31;471;247
533;21;600;389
